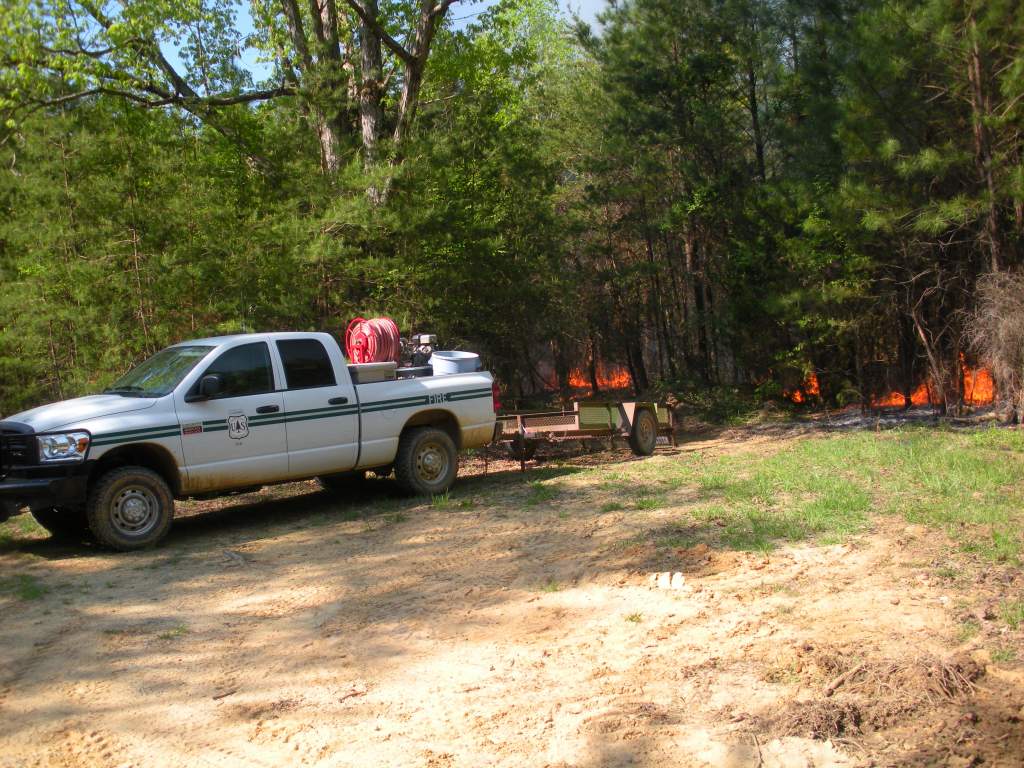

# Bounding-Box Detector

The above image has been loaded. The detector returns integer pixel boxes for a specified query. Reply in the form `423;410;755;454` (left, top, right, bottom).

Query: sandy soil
1;432;1022;767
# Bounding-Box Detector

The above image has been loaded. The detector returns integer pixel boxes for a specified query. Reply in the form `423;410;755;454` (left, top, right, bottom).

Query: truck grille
0;424;37;476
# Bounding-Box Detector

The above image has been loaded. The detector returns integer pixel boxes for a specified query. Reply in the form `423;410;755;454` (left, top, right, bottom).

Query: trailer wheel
30;506;90;540
87;466;174;551
629;408;658;456
317;471;367;493
394;427;457;496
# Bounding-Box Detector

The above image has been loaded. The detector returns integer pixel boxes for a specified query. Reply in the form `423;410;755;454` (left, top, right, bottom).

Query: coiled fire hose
345;317;402;364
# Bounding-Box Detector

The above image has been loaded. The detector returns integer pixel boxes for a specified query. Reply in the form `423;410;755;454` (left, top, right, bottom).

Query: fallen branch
823;662;867;697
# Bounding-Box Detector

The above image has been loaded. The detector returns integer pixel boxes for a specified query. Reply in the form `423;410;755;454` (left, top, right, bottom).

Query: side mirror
185;374;224;402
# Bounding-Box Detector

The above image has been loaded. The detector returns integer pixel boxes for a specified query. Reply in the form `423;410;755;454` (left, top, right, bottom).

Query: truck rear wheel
87;466;174;551
394;427;457;496
629;408;658;456
30;506;90;541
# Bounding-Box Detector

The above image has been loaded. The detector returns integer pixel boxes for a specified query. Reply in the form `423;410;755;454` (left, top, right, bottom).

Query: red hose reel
344;317;402;364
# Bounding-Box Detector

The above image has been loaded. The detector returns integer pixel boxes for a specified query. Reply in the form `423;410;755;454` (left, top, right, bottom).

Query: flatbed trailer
494;400;674;467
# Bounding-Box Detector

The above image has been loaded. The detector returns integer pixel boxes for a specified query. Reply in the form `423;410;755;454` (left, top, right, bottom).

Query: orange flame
963;364;994;405
873;381;932;408
872;358;994;407
786;372;820;404
567;364;632;392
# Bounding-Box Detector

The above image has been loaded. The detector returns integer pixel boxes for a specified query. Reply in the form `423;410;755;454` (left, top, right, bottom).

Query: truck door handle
256;405;280;414
328;396;349;405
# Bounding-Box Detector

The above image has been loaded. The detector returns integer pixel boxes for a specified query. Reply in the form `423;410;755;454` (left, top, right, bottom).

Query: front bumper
0;474;89;519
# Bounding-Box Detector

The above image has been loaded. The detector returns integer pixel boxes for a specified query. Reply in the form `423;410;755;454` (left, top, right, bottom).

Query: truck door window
198;343;274;398
276;339;336;389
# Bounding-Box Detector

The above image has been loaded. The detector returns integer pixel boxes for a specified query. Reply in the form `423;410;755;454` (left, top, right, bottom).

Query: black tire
86;466;174;551
629;408;658;456
394;427;458;496
317;470;367;493
30;506;90;540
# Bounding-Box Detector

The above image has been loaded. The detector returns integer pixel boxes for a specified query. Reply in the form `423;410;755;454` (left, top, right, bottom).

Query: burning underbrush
785;362;996;409
567;363;633;393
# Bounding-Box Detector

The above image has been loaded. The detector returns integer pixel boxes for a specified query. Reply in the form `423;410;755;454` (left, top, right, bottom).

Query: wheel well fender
401;410;461;449
90;443;182;496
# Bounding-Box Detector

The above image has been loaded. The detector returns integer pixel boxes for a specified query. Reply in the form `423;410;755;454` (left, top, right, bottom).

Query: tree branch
431;0;459;17
278;0;314;69
341;0;414;65
22;84;293;112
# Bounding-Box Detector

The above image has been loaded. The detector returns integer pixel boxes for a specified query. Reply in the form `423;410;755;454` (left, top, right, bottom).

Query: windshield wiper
103;386;148;397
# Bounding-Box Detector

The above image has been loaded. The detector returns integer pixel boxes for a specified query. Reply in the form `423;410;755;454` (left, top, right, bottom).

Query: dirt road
1;434;1021;767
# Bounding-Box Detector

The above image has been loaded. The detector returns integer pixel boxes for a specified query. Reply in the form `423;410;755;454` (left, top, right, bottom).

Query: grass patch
600;501;624;513
0;513;45;546
525;480;561;507
540;579;561;593
957;619;981;643
624;612;643;623
654;427;1024;558
0;573;48;601
633;495;664;511
157;623;189;640
999;600;1024;630
991;647;1017;664
431;492;455;509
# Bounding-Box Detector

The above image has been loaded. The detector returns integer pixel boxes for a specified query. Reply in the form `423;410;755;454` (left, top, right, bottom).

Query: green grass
0;513;46;547
525;480;561;507
1000;600;1024;630
662;427;1024;558
157;623;189;640
0;573;48;601
633;496;663;510
957;619;981;643
991;647;1017;664
540;579;561;593
624;612;643;623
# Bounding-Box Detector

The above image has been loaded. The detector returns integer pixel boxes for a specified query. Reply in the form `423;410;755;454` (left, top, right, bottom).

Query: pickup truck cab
0;332;497;550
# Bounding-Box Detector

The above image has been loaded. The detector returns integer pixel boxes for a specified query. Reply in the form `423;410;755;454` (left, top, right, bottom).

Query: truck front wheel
87;467;174;551
30;506;90;541
394;427;457;496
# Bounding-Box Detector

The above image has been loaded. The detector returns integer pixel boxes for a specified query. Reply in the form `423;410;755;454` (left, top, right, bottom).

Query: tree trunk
358;0;385;167
746;56;766;181
966;13;1003;272
392;0;444;152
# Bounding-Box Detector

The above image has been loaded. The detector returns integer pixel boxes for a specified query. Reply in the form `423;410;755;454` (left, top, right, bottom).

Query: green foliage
0;0;1021;414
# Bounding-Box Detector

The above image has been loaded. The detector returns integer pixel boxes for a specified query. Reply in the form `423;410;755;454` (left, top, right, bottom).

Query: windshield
104;345;214;398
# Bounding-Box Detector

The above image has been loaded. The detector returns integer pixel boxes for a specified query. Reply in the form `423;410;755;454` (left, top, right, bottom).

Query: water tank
431;351;481;375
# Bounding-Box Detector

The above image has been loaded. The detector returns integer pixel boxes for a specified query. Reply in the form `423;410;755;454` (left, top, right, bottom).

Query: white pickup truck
0;332;497;550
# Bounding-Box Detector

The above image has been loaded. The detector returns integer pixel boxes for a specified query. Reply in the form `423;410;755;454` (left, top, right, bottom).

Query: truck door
274;338;359;478
174;341;288;492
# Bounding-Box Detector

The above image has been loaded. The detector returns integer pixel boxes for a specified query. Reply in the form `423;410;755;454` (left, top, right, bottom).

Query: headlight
37;432;90;462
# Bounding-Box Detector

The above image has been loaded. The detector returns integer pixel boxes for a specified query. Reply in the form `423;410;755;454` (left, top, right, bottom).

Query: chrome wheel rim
416;440;449;484
111;485;160;537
